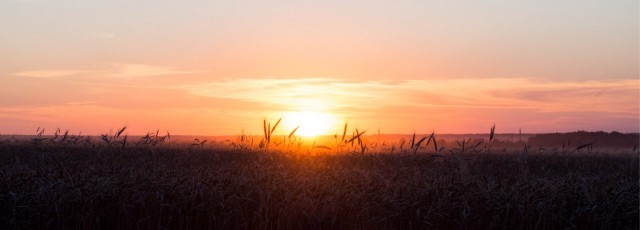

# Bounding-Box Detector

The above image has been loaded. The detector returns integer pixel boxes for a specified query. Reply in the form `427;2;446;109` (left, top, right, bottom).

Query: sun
283;111;338;137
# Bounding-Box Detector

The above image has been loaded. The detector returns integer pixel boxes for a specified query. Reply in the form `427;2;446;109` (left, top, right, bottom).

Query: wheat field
0;127;638;229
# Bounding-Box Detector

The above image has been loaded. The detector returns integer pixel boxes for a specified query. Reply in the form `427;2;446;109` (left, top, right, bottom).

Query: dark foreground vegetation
0;141;637;229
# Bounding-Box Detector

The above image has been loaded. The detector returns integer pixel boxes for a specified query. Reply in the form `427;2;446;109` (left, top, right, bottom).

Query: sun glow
283;111;338;137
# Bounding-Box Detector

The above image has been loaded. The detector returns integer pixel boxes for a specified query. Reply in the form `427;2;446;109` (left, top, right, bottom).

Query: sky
0;0;638;135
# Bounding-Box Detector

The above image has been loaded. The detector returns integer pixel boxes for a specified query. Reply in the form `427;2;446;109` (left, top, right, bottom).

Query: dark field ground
0;137;638;229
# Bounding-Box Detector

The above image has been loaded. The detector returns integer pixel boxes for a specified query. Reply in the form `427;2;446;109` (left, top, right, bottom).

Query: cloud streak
14;69;88;78
13;64;202;79
107;64;201;79
187;78;639;117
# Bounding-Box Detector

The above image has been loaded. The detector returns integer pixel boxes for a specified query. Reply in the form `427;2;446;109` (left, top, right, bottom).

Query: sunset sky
1;0;638;135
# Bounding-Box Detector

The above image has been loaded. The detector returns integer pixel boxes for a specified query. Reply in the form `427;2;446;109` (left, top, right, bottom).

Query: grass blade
411;132;416;150
313;145;332;150
413;136;428;155
288;126;300;139
117;126;127;138
271;117;282;134
490;124;495;142
347;130;366;143
342;123;348;142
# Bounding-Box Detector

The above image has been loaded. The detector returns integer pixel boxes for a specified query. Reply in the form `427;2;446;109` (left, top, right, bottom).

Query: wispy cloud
107;64;201;79
14;69;88;78
187;78;639;117
13;64;202;79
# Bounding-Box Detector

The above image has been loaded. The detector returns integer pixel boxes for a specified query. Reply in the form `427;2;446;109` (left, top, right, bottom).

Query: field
0;130;638;229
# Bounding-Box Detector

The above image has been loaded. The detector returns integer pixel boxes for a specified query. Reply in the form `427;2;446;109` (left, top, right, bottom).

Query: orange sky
0;1;638;135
